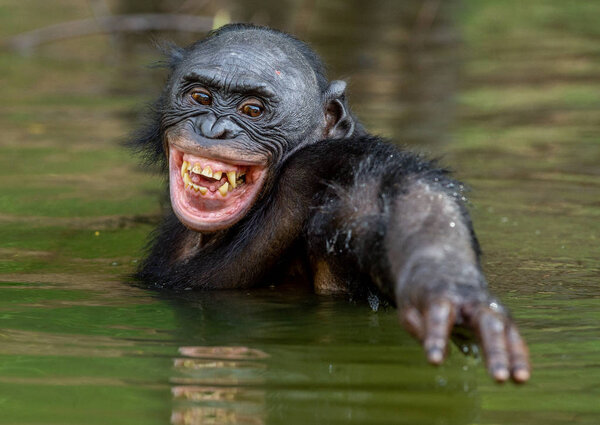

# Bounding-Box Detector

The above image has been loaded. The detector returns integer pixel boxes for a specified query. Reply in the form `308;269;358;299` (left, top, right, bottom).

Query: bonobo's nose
196;113;241;140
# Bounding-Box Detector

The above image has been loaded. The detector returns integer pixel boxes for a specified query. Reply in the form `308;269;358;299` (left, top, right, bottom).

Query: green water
1;1;599;424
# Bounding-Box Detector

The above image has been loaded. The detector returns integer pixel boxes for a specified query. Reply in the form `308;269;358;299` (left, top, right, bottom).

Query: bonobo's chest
311;260;348;295
278;249;348;295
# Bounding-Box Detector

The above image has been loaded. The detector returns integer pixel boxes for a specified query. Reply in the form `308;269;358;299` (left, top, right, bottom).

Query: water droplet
368;293;380;311
449;222;456;228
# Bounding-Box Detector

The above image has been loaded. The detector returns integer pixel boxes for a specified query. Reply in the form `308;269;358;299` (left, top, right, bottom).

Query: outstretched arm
386;179;530;382
305;136;530;383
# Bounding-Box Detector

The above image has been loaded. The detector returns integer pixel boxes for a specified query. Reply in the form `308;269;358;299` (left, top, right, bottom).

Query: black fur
131;24;486;307
128;25;532;384
136;135;475;302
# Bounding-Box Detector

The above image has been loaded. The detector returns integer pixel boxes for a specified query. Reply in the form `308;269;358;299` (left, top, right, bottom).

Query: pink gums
168;146;267;231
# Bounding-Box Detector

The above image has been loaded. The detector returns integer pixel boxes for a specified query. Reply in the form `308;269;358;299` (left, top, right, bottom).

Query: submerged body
133;24;530;383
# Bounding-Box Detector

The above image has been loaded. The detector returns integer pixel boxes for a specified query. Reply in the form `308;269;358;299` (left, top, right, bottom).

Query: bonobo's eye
189;88;212;106
239;99;264;118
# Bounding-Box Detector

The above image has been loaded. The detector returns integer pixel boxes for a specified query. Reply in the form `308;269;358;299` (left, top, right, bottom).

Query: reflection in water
165;290;480;425
171;404;264;425
178;346;270;360
172;345;268;425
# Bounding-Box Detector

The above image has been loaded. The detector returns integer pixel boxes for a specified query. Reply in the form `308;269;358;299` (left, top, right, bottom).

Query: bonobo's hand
397;288;531;383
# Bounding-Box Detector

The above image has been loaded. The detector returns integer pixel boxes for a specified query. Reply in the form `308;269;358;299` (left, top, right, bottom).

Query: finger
506;323;531;383
477;310;510;382
400;306;424;341
423;299;456;365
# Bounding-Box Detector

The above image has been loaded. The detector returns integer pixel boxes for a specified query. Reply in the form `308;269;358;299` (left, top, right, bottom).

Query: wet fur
131;24;482;308
136;135;478;305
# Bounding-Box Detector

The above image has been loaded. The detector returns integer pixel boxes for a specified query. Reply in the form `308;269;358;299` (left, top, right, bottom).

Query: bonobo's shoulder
291;135;448;179
291;135;398;161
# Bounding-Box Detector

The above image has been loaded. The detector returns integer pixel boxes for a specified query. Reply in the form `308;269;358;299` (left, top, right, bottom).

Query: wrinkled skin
133;24;530;383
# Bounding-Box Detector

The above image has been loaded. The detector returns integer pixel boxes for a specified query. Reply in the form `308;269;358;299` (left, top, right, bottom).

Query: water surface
1;1;599;424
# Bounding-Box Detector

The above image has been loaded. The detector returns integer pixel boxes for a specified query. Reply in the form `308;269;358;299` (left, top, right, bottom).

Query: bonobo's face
162;30;325;232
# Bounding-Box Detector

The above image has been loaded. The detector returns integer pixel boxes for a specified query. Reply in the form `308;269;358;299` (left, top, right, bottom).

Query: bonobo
132;23;530;383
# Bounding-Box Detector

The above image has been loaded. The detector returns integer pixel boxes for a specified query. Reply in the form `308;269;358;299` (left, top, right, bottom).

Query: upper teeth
180;161;246;197
227;171;237;189
200;166;212;178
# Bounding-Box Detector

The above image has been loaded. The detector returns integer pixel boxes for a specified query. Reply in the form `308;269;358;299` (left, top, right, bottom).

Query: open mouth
169;145;268;231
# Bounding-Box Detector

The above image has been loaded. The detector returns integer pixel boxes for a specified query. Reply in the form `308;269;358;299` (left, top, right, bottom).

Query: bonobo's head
140;24;356;232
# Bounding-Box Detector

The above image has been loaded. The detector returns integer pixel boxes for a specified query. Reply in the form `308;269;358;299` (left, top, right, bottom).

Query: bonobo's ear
323;80;355;139
154;40;185;70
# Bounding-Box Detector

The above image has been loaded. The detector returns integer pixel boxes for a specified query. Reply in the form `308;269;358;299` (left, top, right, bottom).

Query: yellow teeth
218;182;229;197
191;184;208;194
181;159;245;194
186;179;208;195
190;164;221;180
226;171;237;188
183;172;192;187
181;161;189;179
201;166;213;178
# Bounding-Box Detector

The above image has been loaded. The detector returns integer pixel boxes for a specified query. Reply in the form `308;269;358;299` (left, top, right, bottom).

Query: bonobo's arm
387;180;530;383
305;136;530;383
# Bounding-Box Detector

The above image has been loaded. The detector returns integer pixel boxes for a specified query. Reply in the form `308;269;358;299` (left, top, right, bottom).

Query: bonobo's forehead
179;30;319;94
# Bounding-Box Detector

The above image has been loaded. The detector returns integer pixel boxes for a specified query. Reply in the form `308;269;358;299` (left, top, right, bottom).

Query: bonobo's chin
168;144;268;232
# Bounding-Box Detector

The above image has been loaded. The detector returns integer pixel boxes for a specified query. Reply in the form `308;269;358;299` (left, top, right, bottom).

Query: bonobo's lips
168;144;268;232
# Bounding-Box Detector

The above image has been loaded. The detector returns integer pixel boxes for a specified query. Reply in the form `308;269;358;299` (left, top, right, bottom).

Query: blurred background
0;1;599;424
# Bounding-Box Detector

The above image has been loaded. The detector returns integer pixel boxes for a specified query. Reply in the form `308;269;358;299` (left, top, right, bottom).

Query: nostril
206;117;241;140
195;112;241;140
195;114;240;139
211;126;231;140
197;113;217;139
